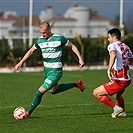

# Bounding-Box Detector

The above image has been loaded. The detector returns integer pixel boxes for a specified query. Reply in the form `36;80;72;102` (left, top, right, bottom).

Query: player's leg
113;92;125;111
50;82;77;94
25;86;47;118
25;74;60;118
115;96;127;117
113;80;131;117
113;92;126;117
93;85;115;108
50;80;84;94
93;84;123;118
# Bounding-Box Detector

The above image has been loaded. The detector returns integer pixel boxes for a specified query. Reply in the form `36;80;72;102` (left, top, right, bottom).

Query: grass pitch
0;70;133;133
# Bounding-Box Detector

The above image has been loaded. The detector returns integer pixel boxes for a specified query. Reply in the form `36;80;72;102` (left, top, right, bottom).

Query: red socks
98;96;115;108
116;98;125;111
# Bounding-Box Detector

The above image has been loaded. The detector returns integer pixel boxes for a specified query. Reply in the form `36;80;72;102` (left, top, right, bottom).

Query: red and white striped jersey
108;41;133;81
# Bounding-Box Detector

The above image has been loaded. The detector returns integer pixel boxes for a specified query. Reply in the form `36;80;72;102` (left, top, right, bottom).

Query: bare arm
107;51;116;81
15;46;36;70
67;41;84;68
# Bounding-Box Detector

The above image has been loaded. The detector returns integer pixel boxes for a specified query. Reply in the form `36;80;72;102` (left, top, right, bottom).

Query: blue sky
0;0;133;22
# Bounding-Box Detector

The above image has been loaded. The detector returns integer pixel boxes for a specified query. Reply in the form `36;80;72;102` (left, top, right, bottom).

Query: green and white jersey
34;34;69;73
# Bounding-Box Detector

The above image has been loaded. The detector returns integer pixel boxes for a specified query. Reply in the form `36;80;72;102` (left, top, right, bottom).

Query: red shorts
103;80;131;95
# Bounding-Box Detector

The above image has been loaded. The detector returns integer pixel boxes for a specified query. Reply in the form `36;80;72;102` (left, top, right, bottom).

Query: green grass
0;70;133;133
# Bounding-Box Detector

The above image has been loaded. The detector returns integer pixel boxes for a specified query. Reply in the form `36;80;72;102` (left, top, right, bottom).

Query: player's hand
107;70;113;81
79;59;84;68
15;62;22;71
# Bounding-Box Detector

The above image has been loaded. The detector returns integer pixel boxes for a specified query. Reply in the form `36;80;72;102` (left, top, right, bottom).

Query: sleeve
61;36;69;46
108;43;116;53
33;39;39;49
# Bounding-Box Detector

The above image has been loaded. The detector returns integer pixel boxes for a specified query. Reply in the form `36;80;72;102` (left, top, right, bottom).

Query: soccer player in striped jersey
15;22;84;119
93;28;133;118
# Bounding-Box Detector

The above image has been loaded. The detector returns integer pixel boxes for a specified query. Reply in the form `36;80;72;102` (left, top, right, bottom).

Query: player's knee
50;89;57;95
50;86;58;95
93;89;99;98
50;91;55;95
93;89;97;97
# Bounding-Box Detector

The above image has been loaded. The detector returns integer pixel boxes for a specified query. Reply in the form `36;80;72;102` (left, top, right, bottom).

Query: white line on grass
0;102;133;109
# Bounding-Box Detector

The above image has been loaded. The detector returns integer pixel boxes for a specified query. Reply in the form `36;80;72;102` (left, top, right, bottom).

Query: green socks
50;83;77;95
28;90;44;114
27;83;78;114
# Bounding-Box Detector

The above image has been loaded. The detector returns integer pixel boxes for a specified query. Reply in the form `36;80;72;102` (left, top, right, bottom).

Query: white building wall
0;20;14;39
64;6;90;37
0;5;115;40
89;21;114;37
39;6;53;22
51;21;76;38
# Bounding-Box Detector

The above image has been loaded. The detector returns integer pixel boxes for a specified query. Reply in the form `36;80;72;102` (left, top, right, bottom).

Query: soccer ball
13;107;26;120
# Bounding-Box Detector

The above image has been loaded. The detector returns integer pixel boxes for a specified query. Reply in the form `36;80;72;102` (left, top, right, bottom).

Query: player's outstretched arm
15;46;36;71
67;42;84;68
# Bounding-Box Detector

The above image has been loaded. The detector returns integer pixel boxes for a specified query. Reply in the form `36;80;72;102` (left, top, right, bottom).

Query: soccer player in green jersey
15;22;85;119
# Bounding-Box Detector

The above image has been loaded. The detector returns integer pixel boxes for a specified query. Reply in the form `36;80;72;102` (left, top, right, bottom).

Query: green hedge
0;34;132;67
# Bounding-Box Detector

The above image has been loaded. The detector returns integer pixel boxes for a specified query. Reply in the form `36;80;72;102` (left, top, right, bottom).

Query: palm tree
75;33;84;59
